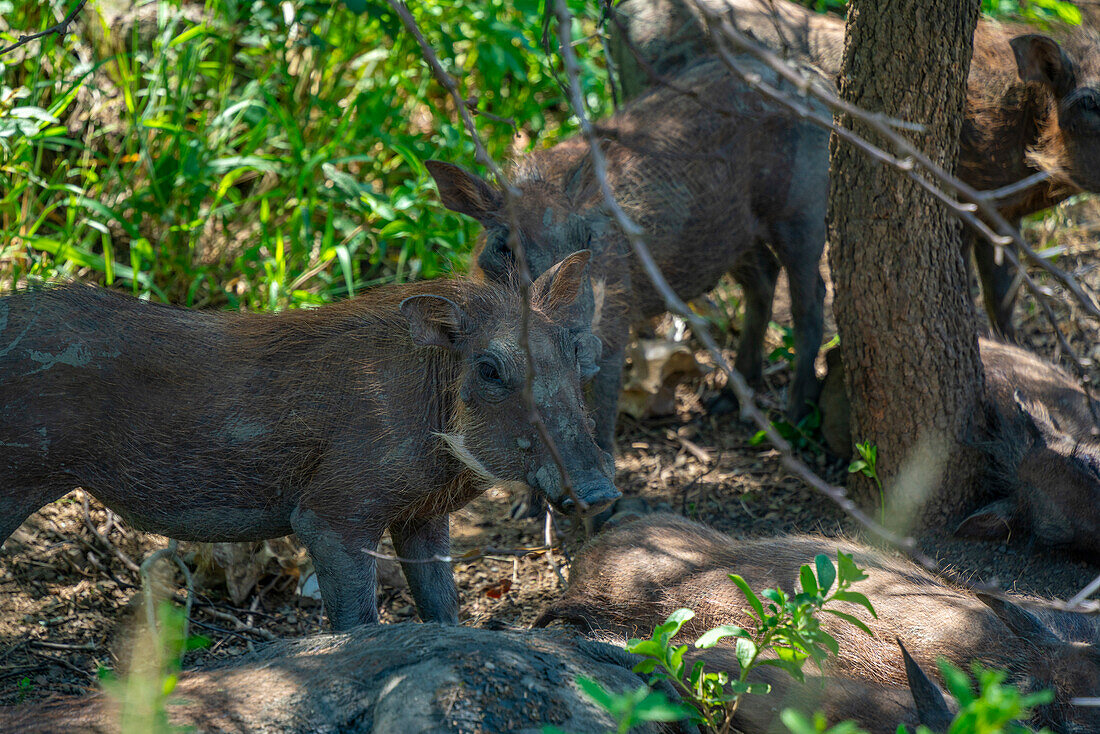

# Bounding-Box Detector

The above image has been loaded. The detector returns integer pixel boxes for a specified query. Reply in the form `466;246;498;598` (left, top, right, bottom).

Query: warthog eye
477;360;503;386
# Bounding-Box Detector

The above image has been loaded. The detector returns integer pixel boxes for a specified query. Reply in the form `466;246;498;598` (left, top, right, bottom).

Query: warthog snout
561;470;621;516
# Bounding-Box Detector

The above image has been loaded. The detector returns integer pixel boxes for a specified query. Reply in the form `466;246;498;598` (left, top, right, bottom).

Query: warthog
0;251;619;629
539;514;1100;734
611;0;1100;339
428;54;830;452
0;624;692;734
819;339;1100;558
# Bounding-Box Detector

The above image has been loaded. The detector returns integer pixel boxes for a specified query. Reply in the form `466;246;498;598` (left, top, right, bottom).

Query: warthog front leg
291;506;380;630
390;514;458;624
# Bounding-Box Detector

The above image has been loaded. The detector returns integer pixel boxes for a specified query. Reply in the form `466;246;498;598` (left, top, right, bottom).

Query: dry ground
1;197;1098;708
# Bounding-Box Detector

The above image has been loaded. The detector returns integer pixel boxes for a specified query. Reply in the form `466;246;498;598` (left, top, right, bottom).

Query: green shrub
0;0;611;309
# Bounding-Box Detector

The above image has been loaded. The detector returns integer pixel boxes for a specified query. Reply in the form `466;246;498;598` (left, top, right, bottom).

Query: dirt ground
1;198;1098;709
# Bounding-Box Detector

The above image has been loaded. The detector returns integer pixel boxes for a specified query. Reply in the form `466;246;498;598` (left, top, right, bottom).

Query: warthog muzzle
557;470;620;516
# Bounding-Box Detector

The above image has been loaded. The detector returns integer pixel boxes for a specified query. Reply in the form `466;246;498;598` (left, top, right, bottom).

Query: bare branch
364;544;556;565
0;0;88;57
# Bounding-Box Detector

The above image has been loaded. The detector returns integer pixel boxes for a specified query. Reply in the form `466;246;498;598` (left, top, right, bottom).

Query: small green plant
98;602;210;734
900;659;1054;734
15;675;32;702
580;552;875;733
848;441;884;522
783;657;1056;734
768;322;797;365
542;679;695;734
750;405;825;454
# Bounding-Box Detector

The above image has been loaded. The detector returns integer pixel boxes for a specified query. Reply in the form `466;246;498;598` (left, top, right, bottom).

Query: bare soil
1;198;1097;708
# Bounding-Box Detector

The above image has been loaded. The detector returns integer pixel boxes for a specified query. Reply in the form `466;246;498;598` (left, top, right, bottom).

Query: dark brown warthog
539;514;1100;734
819;338;1100;558
612;0;1100;338
428;55;829;452
0;251;619;629
0;624;691;734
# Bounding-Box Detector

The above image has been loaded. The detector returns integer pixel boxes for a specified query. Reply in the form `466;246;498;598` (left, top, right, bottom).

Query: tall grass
0;0;611;310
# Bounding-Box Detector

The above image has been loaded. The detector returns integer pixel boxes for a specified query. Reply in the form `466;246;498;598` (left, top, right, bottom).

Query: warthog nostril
573;473;621;516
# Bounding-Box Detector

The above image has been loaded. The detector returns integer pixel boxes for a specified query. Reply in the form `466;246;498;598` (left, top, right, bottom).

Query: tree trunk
826;0;984;529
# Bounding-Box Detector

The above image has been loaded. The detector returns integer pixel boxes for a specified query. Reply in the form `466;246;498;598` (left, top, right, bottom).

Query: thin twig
140;539;194;640
82;491;141;574
0;0;88;57
1067;572;1100;611
363;544;556;565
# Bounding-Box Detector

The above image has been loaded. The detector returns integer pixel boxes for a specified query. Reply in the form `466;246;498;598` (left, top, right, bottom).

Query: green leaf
633;689;695;722
728;574;765;621
836;552;870;584
576;676;615;710
936;659;975;705
626;640;666;659
695;624;748;649
830;591;876;618
800;564;819;597
760;656;806;683
815;554;836;595
654;608;695;641
735;637;757;671
847;459;868;474
669;644;689;677
821;609;875;637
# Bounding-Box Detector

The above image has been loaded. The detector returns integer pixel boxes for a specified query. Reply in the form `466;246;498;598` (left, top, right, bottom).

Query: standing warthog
428;55;829;454
0;251;619;629
539;514;1100;734
819;338;1100;558
611;0;1100;339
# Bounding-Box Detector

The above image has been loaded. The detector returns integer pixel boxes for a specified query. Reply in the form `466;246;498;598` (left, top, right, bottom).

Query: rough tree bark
827;0;985;528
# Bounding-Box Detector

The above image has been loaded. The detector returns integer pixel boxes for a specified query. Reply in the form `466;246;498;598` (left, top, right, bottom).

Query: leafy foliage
581;552;876;733
97;602;210;734
794;0;1082;24
0;0;611;309
848;440;885;521
901;660;1054;734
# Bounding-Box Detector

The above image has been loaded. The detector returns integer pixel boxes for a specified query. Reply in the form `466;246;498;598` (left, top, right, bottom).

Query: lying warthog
611;0;1100;339
539;514;1100;734
0;624;691;734
428;55;829;453
819;339;1100;558
0;251;619;629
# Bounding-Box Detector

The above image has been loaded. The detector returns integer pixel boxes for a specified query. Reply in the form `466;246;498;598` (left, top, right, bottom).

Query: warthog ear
531;250;592;321
976;593;1061;646
400;294;469;351
1012;389;1065;445
954;498;1014;540
1011;34;1078;99
426;161;503;224
897;638;954;732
